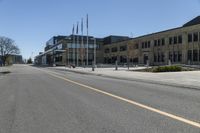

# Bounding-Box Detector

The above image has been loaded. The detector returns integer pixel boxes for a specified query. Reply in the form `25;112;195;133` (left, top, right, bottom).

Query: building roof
183;16;200;27
103;35;130;45
131;27;182;40
129;16;200;40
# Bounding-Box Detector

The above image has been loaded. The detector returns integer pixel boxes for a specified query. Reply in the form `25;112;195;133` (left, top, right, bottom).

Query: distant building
102;16;200;66
34;35;104;66
35;16;200;66
0;54;23;65
10;54;23;64
127;16;200;65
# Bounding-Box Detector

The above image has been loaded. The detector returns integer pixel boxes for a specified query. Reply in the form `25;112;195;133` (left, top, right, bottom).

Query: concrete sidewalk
48;66;200;89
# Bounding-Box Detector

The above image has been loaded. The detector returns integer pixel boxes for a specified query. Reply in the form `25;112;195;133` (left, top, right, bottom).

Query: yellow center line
37;67;200;128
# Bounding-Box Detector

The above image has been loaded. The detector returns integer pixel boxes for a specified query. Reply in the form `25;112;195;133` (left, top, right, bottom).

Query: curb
47;67;200;91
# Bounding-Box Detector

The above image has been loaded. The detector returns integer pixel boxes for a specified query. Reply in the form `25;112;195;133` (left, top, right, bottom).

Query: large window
154;40;157;46
111;56;117;63
161;53;165;62
193;32;198;42
178;35;182;44
55;56;62;62
104;48;110;53
188;34;192;42
120;56;127;63
188;50;192;61
158;53;160;62
154;39;164;46
193;50;198;61
142;41;150;48
145;42;147;48
158;39;160;46
174;52;177;62
178;51;182;62
148;41;151;48
169;52;172;61
169;37;173;45
174;36;177;44
132;57;138;63
120;45;127;51
154;54;157;62
142;42;144;48
162;38;165;45
111;47;118;52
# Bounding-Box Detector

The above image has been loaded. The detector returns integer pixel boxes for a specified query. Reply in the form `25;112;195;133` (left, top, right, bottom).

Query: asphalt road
0;65;200;133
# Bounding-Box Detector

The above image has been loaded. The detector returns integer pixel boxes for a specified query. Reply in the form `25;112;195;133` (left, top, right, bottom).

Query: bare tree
0;36;20;66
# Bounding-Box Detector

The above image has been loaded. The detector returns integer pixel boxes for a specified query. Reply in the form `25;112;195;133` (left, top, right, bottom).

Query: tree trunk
2;56;7;66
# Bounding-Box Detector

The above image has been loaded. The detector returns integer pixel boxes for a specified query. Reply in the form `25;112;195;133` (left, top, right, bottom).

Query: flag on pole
81;18;83;34
76;22;79;35
72;24;74;35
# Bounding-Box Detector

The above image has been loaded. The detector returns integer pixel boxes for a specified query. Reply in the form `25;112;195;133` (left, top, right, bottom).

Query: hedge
153;66;182;72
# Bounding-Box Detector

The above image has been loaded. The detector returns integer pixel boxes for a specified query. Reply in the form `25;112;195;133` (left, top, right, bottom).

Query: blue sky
0;0;200;59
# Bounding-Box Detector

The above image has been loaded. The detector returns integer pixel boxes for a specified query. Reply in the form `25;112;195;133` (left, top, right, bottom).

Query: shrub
153;66;182;72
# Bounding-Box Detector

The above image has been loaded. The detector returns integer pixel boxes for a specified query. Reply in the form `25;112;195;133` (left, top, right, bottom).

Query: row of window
104;50;200;64
141;36;182;49
104;57;139;64
153;50;200;63
169;51;182;62
112;47;118;52
104;46;127;53
105;32;200;53
120;45;127;51
68;53;94;60
154;51;182;63
154;53;165;62
188;32;200;43
142;41;150;49
104;56;124;64
188;50;200;61
154;38;165;46
55;56;62;62
169;35;182;45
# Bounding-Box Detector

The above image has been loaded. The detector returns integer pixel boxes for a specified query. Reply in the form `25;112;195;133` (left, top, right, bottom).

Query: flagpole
77;35;79;67
76;21;79;67
73;25;75;66
86;14;89;66
81;18;84;66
